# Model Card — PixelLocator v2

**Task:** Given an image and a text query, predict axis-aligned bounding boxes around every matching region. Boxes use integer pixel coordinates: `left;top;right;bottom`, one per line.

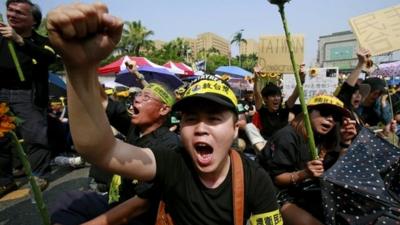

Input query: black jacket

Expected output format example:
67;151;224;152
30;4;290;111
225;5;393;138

0;30;56;107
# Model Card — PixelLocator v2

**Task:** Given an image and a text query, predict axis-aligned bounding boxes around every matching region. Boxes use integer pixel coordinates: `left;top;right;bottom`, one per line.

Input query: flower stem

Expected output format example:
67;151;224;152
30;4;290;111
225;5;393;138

10;131;50;225
0;13;25;82
277;4;318;159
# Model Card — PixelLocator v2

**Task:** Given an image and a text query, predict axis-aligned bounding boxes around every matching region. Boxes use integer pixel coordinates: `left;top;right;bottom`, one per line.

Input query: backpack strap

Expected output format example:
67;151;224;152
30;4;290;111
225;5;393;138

230;149;244;225
155;201;174;225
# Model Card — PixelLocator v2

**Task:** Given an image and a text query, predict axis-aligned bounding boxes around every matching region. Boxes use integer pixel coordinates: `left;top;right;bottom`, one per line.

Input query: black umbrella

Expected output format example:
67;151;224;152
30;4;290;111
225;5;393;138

321;127;400;225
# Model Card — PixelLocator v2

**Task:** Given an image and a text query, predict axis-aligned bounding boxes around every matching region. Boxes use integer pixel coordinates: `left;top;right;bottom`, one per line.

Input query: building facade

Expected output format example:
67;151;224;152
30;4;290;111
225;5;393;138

195;32;230;57
317;31;400;73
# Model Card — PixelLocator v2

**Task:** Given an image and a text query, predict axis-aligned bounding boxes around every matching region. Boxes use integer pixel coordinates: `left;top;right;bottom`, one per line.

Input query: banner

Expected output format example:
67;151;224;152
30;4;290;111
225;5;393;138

349;4;400;56
282;67;339;103
258;35;304;74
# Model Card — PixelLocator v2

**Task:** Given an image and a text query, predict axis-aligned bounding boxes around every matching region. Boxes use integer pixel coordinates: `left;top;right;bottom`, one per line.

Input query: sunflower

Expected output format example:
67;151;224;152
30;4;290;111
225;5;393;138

268;0;291;5
0;103;17;137
0;102;10;115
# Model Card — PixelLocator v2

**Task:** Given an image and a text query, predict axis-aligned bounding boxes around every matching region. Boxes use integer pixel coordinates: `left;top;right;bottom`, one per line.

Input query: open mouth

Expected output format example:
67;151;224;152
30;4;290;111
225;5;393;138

132;106;140;115
320;122;333;131
194;142;214;166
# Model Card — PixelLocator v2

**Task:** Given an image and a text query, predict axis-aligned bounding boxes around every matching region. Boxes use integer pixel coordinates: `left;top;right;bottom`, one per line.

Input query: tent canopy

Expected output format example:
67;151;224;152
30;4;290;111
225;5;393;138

215;66;252;78
97;56;166;75
164;61;194;76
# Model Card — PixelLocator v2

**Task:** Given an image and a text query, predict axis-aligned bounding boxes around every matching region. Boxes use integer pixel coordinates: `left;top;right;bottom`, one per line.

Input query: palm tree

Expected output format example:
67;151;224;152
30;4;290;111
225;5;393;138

230;29;247;67
120;21;154;56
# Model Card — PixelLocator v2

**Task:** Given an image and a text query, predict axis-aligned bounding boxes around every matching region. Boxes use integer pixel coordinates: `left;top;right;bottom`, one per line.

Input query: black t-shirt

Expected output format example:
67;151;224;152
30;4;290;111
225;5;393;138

259;125;340;220
153;148;280;225
265;125;339;178
258;106;290;140
359;106;381;127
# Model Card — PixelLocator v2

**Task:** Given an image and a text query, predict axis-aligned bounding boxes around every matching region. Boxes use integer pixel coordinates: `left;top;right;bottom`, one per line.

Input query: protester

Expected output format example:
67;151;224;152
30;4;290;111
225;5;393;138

252;64;303;140
336;48;371;126
51;81;180;225
258;95;357;225
359;77;393;127
47;3;282;224
0;0;56;195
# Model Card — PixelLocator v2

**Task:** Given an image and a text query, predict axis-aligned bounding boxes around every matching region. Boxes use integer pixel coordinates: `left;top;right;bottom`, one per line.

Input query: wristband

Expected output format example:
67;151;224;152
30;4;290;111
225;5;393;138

290;172;298;185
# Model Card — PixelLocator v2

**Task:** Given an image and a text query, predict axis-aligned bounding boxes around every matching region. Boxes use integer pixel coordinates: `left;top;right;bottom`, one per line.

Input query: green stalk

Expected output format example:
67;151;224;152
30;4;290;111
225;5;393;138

10;131;50;225
0;13;25;81
277;4;318;159
381;76;396;145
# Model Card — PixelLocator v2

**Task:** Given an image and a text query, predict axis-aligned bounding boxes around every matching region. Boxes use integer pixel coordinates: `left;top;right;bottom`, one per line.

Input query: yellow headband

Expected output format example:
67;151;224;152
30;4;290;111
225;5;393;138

184;79;238;106
145;83;175;107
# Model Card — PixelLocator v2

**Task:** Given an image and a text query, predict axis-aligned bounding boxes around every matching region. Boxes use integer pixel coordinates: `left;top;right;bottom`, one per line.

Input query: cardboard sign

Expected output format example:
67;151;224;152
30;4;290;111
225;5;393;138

282;67;339;103
349;4;400;56
258;35;304;74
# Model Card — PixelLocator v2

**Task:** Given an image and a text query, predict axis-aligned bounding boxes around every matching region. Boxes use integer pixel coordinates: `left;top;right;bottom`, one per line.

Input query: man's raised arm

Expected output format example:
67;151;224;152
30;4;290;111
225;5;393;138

46;3;156;181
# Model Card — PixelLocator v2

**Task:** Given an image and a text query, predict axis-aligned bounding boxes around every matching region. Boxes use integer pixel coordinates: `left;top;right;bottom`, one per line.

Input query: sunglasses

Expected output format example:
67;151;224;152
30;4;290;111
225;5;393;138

316;108;342;122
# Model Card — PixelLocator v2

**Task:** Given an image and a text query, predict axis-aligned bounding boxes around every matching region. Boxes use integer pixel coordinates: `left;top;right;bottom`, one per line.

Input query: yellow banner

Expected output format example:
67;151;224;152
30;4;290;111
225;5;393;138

258;35;304;73
349;4;400;56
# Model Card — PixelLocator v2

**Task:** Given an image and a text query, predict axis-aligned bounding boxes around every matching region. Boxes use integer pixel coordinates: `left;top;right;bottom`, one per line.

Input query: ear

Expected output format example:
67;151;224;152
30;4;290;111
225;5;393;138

159;104;171;116
233;120;240;139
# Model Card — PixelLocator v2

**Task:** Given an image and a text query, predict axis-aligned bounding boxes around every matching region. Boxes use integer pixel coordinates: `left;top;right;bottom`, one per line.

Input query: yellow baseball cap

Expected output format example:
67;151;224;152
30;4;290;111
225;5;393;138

173;75;238;114
307;95;350;118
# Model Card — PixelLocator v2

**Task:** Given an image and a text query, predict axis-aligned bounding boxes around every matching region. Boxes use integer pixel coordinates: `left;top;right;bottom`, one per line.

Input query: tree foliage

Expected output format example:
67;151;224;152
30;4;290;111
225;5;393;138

120;21;154;56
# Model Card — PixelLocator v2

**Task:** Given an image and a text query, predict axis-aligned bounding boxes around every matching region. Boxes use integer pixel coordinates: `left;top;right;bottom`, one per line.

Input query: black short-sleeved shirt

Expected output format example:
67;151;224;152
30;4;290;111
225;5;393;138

153;148;280;225
266;125;340;178
261;125;340;220
258;106;290;140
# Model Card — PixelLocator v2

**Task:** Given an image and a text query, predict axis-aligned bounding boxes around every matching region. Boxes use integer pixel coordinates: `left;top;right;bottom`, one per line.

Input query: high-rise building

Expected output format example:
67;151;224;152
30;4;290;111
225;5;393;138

240;39;258;56
195;32;230;57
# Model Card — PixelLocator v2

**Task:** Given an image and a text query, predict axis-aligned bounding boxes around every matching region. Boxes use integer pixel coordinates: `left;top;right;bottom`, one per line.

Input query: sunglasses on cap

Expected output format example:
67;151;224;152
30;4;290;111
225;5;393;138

315;108;342;122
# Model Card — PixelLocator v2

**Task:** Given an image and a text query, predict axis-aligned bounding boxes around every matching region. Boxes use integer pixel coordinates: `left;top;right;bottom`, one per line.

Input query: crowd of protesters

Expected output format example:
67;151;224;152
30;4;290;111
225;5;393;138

1;1;400;225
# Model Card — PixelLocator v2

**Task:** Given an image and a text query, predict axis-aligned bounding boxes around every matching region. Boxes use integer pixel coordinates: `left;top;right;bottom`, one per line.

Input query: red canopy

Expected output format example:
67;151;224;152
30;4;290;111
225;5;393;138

163;61;194;76
98;56;166;75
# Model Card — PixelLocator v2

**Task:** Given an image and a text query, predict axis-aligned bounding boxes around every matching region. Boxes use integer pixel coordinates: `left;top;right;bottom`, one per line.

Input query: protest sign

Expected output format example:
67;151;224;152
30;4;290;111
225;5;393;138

349;4;400;56
282;67;339;103
258;35;304;73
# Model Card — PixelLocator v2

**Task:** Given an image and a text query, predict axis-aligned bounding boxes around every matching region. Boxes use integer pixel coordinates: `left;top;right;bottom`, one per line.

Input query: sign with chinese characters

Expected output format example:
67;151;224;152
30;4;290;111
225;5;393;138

349;4;400;56
282;67;339;103
258;35;304;73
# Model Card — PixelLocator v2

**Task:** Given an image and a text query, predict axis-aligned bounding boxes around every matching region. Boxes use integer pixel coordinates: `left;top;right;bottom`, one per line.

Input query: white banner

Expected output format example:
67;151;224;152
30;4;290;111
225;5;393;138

282;67;339;103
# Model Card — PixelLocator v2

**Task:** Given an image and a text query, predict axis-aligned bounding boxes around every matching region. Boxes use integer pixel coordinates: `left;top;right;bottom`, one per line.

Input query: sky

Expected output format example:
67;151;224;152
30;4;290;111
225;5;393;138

1;0;399;65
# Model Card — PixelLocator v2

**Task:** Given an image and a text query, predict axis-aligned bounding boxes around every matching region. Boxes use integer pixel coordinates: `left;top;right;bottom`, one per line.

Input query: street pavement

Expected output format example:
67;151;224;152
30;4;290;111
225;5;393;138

0;165;91;225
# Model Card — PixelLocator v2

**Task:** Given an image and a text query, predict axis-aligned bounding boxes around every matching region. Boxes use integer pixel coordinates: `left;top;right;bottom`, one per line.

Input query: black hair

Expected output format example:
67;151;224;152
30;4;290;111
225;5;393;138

31;3;41;29
6;0;33;7
261;82;282;97
6;0;41;29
